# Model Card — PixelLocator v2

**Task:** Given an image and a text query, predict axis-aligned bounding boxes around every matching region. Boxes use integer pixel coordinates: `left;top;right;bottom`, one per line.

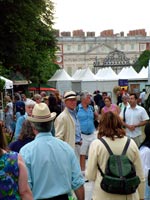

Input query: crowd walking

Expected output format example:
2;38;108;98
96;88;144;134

0;88;150;200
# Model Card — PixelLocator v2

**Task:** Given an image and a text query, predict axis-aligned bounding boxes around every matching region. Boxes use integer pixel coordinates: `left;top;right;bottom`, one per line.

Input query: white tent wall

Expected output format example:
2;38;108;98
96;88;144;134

48;69;74;95
81;81;98;94
97;80;118;104
72;81;82;93
56;81;72;95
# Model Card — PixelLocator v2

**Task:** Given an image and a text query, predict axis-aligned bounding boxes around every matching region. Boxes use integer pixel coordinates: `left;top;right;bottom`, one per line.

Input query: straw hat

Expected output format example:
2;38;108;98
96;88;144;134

27;103;56;122
63;91;77;101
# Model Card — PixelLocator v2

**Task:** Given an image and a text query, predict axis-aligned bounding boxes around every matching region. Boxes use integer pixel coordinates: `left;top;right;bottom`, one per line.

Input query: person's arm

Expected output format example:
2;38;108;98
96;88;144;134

134;120;148;128
54;116;65;140
116;105;121;114
101;107;104;115
18;155;33;200
74;185;84;200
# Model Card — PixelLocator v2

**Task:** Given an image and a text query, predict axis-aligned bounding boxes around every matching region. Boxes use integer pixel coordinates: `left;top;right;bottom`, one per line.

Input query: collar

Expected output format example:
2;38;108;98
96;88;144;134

68;108;76;114
35;132;52;139
129;104;139;109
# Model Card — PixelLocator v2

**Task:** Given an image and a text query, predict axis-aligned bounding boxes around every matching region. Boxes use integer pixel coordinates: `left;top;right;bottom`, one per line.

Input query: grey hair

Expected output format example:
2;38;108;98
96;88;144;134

31;121;52;132
33;94;42;100
80;91;90;100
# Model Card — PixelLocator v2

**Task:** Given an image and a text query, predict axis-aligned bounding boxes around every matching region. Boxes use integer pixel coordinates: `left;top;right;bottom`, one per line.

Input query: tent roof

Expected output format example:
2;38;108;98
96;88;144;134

72;68;97;81
118;66;139;80
0;76;13;89
96;67;118;80
138;66;148;79
48;69;74;81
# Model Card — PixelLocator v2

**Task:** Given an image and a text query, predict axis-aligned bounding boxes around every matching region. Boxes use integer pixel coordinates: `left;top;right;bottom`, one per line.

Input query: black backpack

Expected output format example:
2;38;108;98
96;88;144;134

98;138;141;195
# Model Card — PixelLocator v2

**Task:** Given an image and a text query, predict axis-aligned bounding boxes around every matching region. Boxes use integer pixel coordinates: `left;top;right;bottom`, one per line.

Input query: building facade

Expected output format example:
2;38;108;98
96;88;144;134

56;29;150;75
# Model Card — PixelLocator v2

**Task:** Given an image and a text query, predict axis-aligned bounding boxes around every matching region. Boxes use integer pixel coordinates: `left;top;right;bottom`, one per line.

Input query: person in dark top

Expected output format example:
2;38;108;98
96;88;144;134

116;90;122;105
93;90;103;113
48;94;61;117
93;90;102;106
13;94;25;121
8;120;35;152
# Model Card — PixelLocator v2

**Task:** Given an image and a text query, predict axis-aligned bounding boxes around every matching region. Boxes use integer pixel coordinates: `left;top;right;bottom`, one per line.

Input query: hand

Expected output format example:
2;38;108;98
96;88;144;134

127;125;135;131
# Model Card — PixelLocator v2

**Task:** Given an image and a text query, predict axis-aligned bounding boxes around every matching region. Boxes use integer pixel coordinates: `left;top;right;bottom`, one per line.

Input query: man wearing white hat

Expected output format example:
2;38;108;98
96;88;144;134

54;91;82;159
20;103;84;200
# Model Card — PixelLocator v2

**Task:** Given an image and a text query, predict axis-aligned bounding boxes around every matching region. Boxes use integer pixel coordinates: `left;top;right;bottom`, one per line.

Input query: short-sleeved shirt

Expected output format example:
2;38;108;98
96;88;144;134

77;104;95;134
125;105;149;138
20;132;84;199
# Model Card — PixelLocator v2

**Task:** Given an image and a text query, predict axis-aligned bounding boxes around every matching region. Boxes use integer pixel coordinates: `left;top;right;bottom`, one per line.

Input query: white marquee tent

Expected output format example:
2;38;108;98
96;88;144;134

96;67;118;80
48;69;74;94
72;68;98;93
0;76;13;89
138;66;148;79
117;66;139;80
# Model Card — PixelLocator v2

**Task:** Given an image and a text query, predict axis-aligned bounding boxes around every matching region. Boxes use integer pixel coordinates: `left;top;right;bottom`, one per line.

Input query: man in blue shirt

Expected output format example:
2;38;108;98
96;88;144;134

77;91;97;175
20;103;85;200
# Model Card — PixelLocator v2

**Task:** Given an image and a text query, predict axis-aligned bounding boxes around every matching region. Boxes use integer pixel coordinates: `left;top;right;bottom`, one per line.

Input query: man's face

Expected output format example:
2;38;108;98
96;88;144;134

129;95;137;107
26;105;35;116
82;95;91;105
122;97;129;103
21;94;26;101
65;98;77;110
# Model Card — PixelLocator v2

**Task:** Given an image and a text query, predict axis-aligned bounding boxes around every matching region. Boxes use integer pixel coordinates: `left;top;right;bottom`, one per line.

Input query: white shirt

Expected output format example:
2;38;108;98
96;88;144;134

140;146;150;177
139;91;146;104
125;105;149;138
119;102;130;119
6;102;13;115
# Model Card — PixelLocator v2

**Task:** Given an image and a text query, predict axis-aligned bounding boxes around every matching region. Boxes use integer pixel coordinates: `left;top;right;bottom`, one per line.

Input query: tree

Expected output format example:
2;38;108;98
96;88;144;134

133;50;150;73
0;0;59;83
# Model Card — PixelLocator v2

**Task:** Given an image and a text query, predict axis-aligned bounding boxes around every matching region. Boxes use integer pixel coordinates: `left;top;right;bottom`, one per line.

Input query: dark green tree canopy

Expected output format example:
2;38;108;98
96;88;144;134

133;50;150;73
0;0;58;83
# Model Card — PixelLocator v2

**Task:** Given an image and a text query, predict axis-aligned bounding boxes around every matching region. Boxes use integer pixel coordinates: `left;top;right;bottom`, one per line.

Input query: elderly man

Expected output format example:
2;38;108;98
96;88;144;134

54;91;82;160
77;91;97;174
20;103;84;200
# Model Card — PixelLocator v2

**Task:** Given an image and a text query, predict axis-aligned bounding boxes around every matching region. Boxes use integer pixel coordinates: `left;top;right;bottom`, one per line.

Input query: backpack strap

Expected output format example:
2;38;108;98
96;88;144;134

123;106;127;122
100;138;113;155
122;138;130;155
97;138;113;177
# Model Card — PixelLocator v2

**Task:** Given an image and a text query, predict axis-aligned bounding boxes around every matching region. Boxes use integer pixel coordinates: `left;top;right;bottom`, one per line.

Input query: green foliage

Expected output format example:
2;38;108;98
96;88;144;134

133;50;150;73
0;79;5;91
0;0;58;83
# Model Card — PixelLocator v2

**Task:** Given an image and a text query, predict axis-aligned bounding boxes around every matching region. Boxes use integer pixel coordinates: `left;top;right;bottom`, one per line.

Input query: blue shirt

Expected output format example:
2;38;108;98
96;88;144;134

68;109;82;143
14;113;27;140
77;104;95;134
19;132;84;199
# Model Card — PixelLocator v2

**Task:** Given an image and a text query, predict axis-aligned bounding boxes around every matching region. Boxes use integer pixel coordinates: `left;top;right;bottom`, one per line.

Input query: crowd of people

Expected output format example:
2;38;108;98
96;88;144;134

0;88;150;200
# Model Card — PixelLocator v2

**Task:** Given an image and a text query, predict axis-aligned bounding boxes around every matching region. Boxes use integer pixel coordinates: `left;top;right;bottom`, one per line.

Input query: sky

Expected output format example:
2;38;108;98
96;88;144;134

53;0;150;36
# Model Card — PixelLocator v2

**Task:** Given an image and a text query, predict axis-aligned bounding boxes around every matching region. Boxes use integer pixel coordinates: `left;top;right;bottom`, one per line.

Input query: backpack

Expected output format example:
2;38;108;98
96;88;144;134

98;138;140;195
